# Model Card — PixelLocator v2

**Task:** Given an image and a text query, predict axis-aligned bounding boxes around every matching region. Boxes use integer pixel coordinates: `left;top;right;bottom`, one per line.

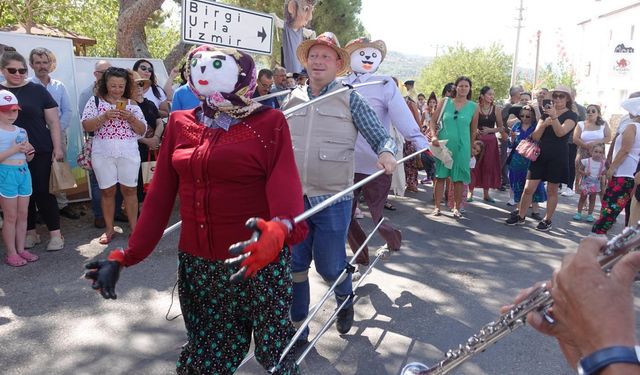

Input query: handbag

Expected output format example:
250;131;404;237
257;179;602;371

49;160;78;193
141;150;158;192
515;137;540;161
77;96;100;171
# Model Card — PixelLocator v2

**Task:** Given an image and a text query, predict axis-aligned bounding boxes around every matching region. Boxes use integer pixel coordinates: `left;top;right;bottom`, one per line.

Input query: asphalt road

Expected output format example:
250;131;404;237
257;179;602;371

1;178;639;375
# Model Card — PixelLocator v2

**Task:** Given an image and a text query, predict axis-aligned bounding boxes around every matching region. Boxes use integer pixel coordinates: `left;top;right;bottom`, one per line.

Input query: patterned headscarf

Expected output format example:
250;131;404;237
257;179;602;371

186;45;266;119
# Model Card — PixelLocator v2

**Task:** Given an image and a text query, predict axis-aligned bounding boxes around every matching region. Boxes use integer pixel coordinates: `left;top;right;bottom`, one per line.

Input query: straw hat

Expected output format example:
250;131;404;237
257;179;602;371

296;32;351;76
344;37;387;62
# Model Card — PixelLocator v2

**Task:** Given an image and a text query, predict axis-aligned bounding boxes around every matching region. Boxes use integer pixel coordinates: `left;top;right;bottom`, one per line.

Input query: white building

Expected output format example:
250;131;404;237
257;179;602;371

575;0;640;120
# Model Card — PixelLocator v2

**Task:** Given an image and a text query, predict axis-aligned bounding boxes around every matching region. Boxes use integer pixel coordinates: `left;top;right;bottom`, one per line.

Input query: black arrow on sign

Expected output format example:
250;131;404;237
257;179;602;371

257;27;267;43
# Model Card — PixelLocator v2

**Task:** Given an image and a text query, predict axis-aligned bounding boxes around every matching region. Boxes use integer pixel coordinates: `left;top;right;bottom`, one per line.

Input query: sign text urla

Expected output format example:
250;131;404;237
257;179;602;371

182;0;274;55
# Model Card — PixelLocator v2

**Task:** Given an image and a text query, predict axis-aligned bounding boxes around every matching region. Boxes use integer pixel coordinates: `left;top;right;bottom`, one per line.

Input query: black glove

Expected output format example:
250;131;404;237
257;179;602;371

84;249;124;299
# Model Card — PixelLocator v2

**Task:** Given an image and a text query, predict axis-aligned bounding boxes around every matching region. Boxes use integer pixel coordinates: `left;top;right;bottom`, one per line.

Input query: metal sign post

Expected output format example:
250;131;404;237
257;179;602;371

181;0;274;55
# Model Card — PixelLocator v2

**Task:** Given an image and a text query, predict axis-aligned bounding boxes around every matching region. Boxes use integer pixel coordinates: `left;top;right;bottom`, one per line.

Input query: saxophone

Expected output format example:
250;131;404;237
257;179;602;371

402;225;640;375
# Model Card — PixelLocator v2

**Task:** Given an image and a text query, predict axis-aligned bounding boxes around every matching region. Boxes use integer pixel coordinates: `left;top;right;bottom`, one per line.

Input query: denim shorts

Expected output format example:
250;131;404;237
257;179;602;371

0;163;32;198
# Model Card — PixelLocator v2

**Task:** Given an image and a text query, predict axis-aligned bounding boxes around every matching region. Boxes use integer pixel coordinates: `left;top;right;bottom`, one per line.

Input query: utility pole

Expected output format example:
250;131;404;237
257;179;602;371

510;0;524;87
533;30;541;84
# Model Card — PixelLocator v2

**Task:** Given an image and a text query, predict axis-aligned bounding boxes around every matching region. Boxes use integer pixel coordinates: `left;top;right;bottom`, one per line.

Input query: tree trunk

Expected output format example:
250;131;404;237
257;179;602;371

116;0;164;58
163;41;193;73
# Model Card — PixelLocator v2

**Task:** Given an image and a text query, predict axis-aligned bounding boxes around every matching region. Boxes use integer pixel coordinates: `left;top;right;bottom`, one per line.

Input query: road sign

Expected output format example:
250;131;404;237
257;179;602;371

182;0;274;55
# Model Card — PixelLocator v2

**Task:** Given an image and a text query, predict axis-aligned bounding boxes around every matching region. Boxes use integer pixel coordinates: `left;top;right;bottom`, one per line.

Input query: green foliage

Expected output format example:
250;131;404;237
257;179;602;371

311;0;366;45
416;44;512;101
146;19;181;60
518;62;577;92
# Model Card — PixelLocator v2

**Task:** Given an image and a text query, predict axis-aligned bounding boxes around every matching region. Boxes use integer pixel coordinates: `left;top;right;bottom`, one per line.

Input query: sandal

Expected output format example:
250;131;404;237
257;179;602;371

452;209;462;219
17;250;39;262
5;254;27;267
98;232;116;245
431;208;441;216
384;202;397;211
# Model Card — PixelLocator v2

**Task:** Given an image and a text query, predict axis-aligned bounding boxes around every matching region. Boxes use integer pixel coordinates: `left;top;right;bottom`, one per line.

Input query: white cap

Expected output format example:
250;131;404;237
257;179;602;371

0;90;20;111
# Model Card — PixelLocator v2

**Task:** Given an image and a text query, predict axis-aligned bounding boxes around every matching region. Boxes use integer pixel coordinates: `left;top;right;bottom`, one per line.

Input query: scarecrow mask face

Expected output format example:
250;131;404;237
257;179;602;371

189;50;239;96
350;47;383;74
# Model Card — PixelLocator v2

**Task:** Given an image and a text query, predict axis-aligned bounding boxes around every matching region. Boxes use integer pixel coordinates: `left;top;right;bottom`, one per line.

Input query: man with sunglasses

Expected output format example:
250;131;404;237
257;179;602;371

28;47;79;220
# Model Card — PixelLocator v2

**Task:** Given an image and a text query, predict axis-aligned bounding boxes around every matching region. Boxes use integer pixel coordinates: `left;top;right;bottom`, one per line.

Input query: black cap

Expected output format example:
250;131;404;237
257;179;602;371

404;80;415;86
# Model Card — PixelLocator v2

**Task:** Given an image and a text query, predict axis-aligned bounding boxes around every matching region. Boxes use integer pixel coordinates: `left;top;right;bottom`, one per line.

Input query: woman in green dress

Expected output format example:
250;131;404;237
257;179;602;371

429;76;479;218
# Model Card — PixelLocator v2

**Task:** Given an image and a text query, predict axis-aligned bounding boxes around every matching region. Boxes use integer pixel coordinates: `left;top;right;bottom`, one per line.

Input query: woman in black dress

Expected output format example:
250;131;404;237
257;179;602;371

506;86;577;231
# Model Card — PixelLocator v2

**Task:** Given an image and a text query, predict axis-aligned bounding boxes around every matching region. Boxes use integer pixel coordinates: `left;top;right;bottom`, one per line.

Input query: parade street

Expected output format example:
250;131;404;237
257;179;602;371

1;180;639;375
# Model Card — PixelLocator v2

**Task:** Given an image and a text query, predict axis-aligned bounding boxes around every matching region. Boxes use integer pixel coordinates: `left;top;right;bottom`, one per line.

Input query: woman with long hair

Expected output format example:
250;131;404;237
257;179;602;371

133;59;170;117
429;76;479;218
468;86;503;202
572;104;611;192
506;86;577;231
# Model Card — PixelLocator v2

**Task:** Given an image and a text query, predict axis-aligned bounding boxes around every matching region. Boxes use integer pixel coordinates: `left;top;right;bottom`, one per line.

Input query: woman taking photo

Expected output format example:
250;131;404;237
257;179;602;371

81;67;146;244
0;51;65;251
506;86;577;231
430;76;479;218
591;97;640;234
572;104;611;190
133;59;169;117
507;105;546;220
468;86;503;202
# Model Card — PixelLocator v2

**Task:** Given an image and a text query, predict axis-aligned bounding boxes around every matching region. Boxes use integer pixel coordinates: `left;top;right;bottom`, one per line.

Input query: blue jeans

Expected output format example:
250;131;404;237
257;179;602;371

90;171;123;219
290;198;353;338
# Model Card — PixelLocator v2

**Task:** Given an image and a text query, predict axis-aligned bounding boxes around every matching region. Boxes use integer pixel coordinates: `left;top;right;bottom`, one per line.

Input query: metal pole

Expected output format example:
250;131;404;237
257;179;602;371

253;89;292;102
295;247;387;365
510;0;524;87
533;30;541;85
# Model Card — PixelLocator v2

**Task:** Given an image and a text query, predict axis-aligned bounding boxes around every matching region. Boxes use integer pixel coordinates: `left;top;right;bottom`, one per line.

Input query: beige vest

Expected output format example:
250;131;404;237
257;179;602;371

283;84;358;197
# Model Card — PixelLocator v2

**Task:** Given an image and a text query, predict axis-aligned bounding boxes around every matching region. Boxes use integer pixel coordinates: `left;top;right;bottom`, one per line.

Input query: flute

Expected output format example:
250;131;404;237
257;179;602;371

402;225;640;375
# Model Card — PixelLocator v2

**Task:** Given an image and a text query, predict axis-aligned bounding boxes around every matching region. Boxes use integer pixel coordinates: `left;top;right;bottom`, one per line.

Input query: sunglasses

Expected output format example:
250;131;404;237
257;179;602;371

136;81;145;87
520;114;531;118
6;68;27;75
453;110;459;120
587;109;598;114
105;67;128;77
552;93;566;99
139;65;153;73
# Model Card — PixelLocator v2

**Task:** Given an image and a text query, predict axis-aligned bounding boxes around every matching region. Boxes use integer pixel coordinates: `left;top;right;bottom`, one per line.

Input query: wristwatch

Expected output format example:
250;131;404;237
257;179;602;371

577;345;640;375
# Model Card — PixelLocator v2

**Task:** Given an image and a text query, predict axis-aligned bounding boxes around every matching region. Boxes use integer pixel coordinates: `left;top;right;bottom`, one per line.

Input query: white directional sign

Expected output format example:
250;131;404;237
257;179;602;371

182;0;274;55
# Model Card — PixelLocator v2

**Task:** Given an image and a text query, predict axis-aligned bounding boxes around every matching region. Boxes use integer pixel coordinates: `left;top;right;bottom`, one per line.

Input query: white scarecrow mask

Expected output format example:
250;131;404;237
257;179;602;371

349;46;383;74
189;50;240;97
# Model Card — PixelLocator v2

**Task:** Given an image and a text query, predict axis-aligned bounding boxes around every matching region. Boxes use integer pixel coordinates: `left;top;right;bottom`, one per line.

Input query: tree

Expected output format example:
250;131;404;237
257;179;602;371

310;0;366;46
116;0;165;57
517;62;577;92
416;44;512;102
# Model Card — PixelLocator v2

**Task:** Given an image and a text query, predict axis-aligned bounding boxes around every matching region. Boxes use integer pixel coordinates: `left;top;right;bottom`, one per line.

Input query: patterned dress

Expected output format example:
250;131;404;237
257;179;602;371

508;122;547;203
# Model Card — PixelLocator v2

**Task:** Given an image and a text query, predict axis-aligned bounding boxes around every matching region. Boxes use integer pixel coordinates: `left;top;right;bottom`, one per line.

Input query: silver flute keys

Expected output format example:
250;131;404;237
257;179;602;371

402;225;640;375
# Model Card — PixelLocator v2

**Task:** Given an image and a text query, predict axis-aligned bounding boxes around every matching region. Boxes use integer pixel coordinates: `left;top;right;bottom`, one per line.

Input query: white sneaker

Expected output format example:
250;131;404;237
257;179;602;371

352;264;369;282
25;233;41;249
46;236;64;251
561;188;575;197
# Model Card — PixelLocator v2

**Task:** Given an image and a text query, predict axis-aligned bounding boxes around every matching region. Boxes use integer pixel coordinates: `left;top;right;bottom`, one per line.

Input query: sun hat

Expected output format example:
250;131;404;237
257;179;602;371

344;37;387;62
621;97;640;117
551;85;572;98
130;70;149;82
0;90;20;111
296;32;351;76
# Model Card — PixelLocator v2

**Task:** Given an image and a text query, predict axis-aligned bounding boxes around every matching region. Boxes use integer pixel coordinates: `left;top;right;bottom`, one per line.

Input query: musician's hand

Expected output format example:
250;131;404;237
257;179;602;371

551;235;640;356
376;152;396;175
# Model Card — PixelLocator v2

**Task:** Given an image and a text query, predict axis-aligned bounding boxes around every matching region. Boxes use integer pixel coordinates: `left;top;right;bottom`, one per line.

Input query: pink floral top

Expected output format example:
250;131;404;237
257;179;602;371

81;97;145;159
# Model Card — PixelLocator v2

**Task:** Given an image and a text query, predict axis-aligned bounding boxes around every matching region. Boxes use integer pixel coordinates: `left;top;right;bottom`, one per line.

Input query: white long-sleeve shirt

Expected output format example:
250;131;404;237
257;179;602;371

341;72;429;175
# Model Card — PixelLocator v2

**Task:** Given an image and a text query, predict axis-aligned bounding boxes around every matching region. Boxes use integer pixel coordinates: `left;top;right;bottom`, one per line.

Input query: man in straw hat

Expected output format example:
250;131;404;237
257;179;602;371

341;37;429;281
281;31;397;342
28;47;79;220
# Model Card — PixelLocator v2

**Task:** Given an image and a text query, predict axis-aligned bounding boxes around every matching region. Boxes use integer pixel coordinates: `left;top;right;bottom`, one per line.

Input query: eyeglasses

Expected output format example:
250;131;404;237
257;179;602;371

587;109;598;114
139;65;153;73
6;68;27;75
453;110;459;120
136;81;145;87
552;93;566;99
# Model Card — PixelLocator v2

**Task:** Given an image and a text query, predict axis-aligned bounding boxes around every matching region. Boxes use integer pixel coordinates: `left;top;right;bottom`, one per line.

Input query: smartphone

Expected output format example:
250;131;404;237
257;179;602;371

542;99;552;109
116;100;127;110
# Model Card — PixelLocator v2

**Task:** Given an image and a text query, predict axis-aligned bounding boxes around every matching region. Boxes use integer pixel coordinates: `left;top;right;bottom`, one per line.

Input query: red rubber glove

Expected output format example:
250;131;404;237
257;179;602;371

226;218;288;281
